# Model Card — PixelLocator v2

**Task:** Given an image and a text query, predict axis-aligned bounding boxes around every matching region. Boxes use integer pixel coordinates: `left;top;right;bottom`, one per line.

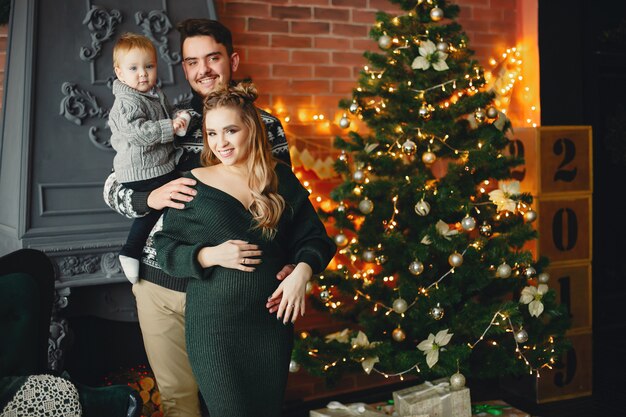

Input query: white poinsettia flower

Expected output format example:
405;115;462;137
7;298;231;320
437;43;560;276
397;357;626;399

417;329;453;368
411;40;449;71
361;356;380;374
488;181;521;213
519;284;548;317
325;328;351;344
436;220;459;240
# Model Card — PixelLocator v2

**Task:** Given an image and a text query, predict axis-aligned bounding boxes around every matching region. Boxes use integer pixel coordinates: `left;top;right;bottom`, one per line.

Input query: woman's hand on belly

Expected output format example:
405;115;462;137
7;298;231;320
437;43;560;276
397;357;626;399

270;263;312;324
198;240;262;271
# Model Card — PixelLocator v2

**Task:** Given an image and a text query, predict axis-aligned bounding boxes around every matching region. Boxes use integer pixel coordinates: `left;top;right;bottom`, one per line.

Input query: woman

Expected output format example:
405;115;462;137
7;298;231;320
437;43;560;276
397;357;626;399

154;82;336;417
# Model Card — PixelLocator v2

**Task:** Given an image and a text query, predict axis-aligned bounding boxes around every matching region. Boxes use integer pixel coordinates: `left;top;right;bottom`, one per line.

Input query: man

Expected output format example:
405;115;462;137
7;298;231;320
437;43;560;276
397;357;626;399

103;19;292;417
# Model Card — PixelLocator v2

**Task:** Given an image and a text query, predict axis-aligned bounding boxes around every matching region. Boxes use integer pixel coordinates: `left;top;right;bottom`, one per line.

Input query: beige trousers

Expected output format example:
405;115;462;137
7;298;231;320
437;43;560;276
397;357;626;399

132;280;201;417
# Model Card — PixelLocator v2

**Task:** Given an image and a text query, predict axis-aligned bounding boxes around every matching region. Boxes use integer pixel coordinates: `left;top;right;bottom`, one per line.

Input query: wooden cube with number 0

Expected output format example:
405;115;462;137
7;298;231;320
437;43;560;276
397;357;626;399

534;194;592;263
506;126;592;196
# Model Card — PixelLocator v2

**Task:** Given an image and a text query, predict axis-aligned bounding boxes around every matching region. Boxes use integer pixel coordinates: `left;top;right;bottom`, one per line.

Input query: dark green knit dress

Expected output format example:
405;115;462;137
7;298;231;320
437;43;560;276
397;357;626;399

154;163;336;417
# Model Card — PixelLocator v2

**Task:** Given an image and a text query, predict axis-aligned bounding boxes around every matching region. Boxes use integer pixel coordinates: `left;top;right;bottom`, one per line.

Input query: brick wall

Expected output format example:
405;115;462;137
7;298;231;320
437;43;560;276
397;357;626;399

0;0;521;403
213;0;519;165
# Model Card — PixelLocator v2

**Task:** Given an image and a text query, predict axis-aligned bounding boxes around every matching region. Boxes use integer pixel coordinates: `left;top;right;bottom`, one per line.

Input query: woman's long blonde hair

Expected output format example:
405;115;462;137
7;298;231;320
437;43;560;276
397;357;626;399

201;82;285;239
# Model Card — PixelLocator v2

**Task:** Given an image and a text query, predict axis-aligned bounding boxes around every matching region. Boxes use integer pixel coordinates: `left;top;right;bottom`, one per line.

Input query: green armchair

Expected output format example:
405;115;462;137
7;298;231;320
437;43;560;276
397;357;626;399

0;249;141;417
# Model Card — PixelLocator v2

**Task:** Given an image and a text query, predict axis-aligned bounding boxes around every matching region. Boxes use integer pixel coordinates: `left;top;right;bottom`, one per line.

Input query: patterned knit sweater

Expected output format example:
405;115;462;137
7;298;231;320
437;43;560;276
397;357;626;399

103;90;291;291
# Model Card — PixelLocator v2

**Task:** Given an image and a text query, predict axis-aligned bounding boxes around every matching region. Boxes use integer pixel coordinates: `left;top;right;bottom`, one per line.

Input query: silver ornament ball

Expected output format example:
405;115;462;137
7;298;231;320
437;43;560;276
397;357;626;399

524;266;537;278
320;290;330;301
418;103;432;120
358;198;374;214
337;201;346;212
479;221;492;237
430;7;444;21
362;250;376;263
436;41;449;53
378;34;392;49
392;327;406;342
375;254;388;265
409;260;425;275
461;216;476;231
393;298;408;314
515;329;529;344
422;151;437;165
289;360;301;373
448;252;463;267
450;372;466;390
429;305;445;320
496;263;512;278
486;106;499;119
538;272;550;284
334;233;348;247
524;209;538;222
339;116;350;129
338;152;348;163
474;108;486;123
402;139;417;156
349;102;359;114
414;200;431;216
352;169;366;183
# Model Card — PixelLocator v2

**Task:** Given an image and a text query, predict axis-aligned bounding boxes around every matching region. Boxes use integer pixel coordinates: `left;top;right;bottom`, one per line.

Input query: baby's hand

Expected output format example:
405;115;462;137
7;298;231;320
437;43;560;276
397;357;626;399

173;111;191;136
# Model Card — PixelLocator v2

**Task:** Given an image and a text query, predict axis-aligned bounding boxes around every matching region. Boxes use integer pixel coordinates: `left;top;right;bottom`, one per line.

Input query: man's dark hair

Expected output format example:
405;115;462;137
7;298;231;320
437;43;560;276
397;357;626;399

176;19;234;55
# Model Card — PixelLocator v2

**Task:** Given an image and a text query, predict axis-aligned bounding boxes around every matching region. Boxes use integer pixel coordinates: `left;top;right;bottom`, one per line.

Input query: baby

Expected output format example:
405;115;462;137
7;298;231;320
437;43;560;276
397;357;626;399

108;33;189;282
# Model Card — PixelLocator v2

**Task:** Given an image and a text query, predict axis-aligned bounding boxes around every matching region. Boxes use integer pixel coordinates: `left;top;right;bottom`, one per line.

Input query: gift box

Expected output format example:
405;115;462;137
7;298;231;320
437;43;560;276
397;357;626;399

392;378;471;417
310;401;389;417
471;400;530;417
368;400;427;417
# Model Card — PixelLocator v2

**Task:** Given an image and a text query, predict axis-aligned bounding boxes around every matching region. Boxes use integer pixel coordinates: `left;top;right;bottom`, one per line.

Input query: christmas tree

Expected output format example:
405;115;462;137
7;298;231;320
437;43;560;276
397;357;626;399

292;0;570;385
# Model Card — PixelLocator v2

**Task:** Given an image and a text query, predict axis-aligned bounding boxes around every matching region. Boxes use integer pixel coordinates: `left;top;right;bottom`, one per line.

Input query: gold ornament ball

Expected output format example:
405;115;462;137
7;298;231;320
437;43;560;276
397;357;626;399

414;199;431;216
358;198;374;214
430;7;444;21
289;360;301;373
429;305;445;320
448;252;463;267
378;34;392;49
392;298;408;314
450;372;466;390
538;272;550;284
352;169;366;183
461;215;476;231
339;116;350;129
436;41;449;53
409;260;425;275
496;263;512;278
402;139;417;156
524;209;538;222
392;327;406;342
474;108;486;123
515;329;529;344
349;102;359;114
362;250;376;263
486;106;499;119
422;151;437;165
334;233;348;247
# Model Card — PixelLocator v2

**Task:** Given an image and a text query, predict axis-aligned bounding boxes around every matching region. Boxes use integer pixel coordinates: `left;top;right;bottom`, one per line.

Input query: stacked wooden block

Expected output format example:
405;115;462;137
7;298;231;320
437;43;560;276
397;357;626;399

504;126;593;402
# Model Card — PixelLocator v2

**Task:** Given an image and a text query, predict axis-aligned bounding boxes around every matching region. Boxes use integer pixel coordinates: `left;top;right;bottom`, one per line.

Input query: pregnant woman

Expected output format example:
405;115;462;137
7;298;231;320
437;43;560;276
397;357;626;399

154;82;336;417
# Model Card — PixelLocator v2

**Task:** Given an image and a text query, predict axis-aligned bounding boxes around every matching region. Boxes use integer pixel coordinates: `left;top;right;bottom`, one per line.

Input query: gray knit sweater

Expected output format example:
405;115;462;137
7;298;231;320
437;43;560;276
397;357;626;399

109;79;177;183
